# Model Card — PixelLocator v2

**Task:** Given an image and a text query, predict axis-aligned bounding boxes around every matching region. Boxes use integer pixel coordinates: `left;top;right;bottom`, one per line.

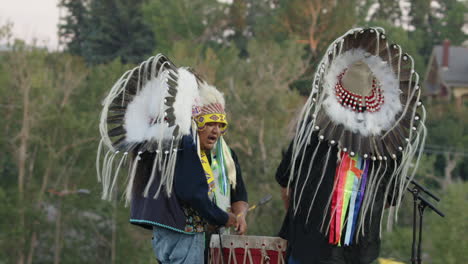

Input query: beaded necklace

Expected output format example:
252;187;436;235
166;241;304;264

334;69;384;113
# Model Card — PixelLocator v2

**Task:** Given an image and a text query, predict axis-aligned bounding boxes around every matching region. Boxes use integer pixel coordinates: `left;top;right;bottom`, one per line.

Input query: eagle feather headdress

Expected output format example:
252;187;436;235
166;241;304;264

96;54;233;204
288;27;427;243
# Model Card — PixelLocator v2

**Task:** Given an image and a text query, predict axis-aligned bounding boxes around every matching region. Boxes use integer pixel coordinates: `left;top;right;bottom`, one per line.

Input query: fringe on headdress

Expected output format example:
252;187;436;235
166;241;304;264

97;54;238;205
97;55;200;204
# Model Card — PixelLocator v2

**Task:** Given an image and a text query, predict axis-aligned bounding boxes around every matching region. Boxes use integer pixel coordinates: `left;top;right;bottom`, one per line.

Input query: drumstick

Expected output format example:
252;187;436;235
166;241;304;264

236;194;272;217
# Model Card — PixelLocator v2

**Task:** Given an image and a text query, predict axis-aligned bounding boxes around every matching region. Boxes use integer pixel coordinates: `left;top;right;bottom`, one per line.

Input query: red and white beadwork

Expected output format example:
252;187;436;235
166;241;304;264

335;69;384;113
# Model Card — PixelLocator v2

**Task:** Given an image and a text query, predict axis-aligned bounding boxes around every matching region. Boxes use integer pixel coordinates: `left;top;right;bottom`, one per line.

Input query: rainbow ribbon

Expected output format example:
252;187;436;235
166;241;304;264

329;152;369;246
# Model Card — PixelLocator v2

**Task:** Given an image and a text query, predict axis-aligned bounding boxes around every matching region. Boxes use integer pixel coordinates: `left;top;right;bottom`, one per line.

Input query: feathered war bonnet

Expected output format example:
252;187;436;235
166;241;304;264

193;80;237;190
96;54;235;204
288;27;427;243
194;82;228;134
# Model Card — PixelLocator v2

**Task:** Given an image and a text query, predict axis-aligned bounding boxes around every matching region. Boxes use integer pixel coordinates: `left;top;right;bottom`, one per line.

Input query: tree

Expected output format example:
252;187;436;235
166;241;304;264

142;0;227;54
369;0;403;26
407;0;467;65
58;0;90;56
430;0;467;45
85;0;156;64
223;0;279;57
0;41;108;263
6;42;42;264
425;182;468;263
380;182;468;263
420;105;468;188
59;0;155;64
275;0;357;56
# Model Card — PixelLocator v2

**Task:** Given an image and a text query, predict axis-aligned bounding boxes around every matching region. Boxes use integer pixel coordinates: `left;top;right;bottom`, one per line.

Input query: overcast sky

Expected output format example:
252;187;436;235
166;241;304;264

0;0;60;49
0;0;232;50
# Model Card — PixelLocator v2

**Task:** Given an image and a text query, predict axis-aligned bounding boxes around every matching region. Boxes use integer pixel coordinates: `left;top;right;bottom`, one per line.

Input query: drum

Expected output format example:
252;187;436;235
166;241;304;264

209;235;287;264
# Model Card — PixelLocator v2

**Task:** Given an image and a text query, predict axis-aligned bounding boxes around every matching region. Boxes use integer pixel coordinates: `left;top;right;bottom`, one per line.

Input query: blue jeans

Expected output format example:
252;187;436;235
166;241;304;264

152;226;205;264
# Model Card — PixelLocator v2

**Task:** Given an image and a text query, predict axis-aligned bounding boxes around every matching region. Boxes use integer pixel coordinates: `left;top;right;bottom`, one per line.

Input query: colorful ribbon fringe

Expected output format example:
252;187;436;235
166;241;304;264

329;152;369;246
200;140;230;199
212;140;229;196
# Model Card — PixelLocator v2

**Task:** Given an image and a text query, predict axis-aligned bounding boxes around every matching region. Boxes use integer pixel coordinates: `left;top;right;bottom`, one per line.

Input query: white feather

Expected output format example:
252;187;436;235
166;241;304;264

124;72;167;142
124;68;199;143
198;82;226;109
173;68;200;133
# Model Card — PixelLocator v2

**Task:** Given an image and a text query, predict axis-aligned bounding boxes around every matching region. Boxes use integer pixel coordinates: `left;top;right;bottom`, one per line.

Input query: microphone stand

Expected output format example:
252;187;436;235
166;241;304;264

407;178;445;264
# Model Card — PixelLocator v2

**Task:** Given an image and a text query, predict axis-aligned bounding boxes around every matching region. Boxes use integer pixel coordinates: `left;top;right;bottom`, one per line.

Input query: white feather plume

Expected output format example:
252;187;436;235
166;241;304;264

173;68;200;133
198;81;226;110
124;68;199;143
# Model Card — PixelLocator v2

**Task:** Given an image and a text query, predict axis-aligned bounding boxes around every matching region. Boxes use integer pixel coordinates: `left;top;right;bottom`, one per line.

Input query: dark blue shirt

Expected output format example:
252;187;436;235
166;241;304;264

130;135;247;233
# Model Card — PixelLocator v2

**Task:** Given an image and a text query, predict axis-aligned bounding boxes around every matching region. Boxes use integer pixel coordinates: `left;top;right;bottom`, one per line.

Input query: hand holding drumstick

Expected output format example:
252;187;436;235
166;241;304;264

231;201;248;235
233;194;273;235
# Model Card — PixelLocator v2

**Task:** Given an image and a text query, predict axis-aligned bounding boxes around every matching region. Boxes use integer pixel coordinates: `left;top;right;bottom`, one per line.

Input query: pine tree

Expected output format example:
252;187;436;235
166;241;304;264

60;0;155;64
83;0;155;64
58;0;90;56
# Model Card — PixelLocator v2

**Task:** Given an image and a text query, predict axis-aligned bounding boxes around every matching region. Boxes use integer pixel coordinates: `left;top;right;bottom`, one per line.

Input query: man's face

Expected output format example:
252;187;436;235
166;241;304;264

199;122;224;151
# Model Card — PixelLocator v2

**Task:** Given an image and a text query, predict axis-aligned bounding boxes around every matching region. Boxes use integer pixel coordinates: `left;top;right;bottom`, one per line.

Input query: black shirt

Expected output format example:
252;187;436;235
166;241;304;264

275;135;392;264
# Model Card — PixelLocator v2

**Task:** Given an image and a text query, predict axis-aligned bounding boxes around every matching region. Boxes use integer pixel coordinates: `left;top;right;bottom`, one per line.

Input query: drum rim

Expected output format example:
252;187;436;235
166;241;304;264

209;234;287;251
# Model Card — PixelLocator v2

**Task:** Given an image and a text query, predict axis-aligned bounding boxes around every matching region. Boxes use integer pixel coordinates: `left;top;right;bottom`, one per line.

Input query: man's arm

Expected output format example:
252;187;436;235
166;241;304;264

276;141;294;187
276;141;294;210
280;187;291;211
174;136;235;227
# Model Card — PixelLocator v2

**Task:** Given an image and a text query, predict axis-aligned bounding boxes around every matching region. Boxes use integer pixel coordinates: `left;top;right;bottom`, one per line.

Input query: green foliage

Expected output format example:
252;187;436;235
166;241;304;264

0;187;19;263
59;0;155;64
408;0;467;65
369;0;402;25
142;0;225;54
86;0;155;64
58;0;89;56
380;183;468;264
424;182;468;263
429;0;468;46
421;105;468;184
0;20;13;46
380;225;413;262
0;42;155;262
264;0;359;95
141;0;274;57
426;106;468;148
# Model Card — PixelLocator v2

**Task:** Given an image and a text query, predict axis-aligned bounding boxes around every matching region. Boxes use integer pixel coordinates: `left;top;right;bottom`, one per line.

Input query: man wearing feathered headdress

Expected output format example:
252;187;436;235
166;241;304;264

275;28;426;263
97;55;248;263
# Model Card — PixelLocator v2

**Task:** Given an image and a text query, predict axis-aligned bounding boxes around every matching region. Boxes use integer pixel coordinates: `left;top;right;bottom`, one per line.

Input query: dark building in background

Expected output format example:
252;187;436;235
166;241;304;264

424;39;468;107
